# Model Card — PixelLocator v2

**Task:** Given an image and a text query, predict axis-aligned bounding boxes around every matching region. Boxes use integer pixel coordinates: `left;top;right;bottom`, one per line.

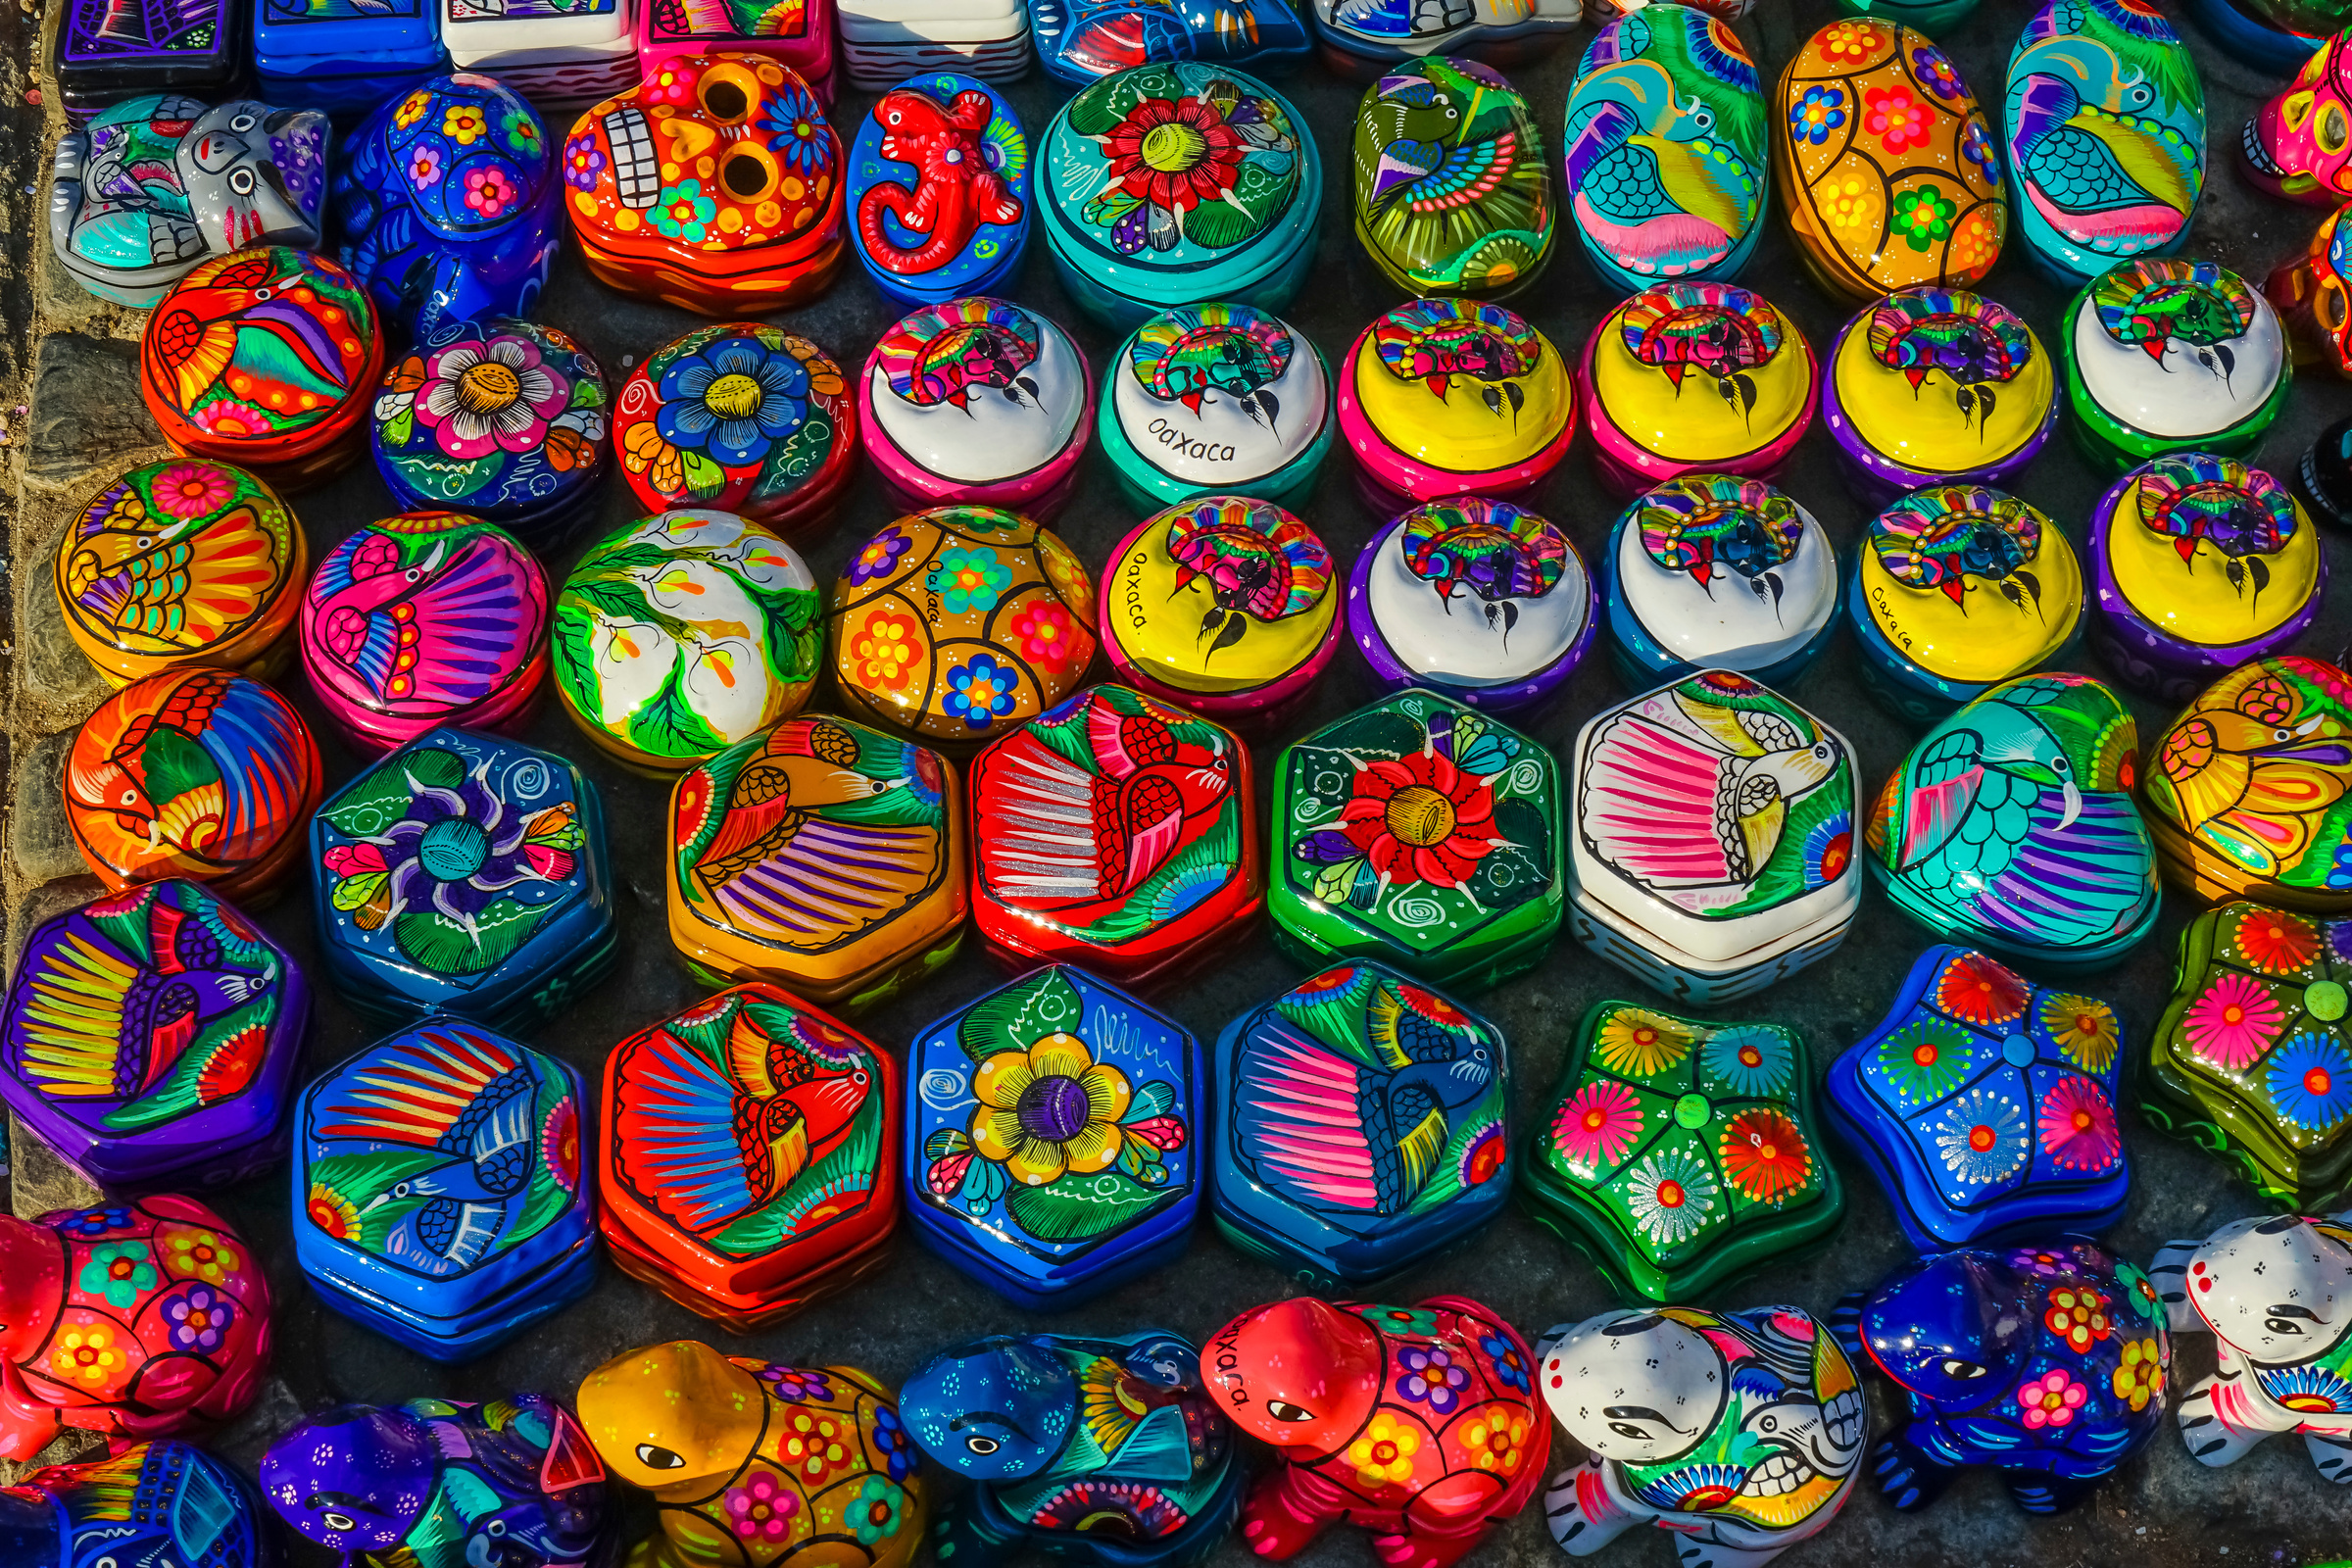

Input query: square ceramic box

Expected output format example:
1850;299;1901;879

636;0;836;94
837;0;1029;90
54;0;246;121
440;0;642;111
253;0;447;112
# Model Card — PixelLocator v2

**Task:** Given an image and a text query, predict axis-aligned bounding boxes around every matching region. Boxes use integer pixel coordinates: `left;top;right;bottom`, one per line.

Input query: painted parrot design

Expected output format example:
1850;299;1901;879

1162;496;1334;655
146;247;353;416
1127;303;1293;430
308;518;544;715
1636;474;1805;609
68;668;237;860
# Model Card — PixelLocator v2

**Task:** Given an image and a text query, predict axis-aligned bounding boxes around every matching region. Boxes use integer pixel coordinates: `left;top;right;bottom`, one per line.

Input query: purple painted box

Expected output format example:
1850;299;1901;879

53;0;246;122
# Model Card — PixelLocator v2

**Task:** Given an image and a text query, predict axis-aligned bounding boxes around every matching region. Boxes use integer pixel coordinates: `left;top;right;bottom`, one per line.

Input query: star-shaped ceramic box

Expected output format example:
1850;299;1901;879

598;984;901;1330
1826;946;2131;1251
1568;670;1860;1004
905;964;1200;1309
2144;902;2352;1211
1270;690;1564;996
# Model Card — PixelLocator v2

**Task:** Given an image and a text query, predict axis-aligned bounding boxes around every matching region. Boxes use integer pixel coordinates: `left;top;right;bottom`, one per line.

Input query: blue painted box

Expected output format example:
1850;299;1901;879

255;0;446;114
1028;0;1308;85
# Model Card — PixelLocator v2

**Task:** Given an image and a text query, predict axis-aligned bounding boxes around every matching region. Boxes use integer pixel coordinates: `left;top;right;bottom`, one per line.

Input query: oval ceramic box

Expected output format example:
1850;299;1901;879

1;879;309;1191
2061;258;2293;473
904;962;1201;1308
1099;497;1340;729
858;297;1091;517
1820;287;2060;509
828;505;1098;747
1348;496;1595;714
1306;0;1581;78
1847;485;2084;724
2088;454;2325;703
1336;297;1575;513
2002;0;2205;289
1579;281;1817;499
2240;29;2352;205
564;55;847;315
846;72;1031;307
967;683;1262;989
1601;474;1838;689
666;715;969;1009
1028;0;1310;86
2264;203;2352;379
1101;301;1334;513
1038;61;1322;332
1351;55;1553;299
299;513;553;755
551;510;825;773
53;460;307;688
637;0;835;91
139;247;384;494
1208;960;1512;1288
600;983;901;1329
1773;19;2009;304
309;727;616;1032
66;668;322;906
1561;4;1768;293
370;318;612;556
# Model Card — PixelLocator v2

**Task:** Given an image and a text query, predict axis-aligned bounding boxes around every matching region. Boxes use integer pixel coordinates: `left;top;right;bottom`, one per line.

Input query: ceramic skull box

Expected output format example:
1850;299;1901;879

6;1441;276;1568
2241;26;2352;204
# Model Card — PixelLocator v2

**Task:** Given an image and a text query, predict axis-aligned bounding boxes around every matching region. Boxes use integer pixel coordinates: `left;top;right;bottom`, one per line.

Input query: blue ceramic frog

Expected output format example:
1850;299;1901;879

3;1441;279;1568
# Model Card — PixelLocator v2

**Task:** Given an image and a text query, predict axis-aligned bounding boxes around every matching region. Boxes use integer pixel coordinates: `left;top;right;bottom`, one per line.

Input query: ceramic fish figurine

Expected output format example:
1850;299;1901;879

1352;55;1553;298
5;1441;277;1568
2239;26;2352;204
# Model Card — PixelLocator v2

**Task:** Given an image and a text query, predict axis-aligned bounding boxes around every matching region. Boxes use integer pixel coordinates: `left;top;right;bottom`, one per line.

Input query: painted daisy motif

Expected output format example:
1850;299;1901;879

2266;1032;2352;1131
1875;1017;1973;1105
1718;1108;1811;1202
2234;908;2321;975
1620;1147;1718;1248
2182;971;2283;1072
1551;1080;1644;1173
1593;1007;1694;1079
1933;1087;2030;1189
2036;1077;2122;1171
1935;952;2029;1026
2040;994;2120;1075
1698;1025;1792;1097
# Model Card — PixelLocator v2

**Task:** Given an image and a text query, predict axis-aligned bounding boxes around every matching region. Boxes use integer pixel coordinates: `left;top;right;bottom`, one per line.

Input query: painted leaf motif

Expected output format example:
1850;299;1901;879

956;968;1086;1063
1004;1168;1163;1241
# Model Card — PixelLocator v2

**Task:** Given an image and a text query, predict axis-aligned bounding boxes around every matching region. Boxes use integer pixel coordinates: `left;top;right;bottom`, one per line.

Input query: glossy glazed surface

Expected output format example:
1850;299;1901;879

1351;55;1552;297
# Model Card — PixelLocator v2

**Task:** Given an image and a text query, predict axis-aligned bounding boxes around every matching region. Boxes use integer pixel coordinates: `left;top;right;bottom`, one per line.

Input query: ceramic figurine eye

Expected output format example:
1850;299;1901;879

2322;104;2349;153
1263;1400;1315;1422
231;113;256;132
1607;1421;1652;1442
1937;1357;1988;1380
2265;1314;2308;1336
230;168;255;195
321;1514;356;1532
964;1435;1001;1454
636;1444;686;1469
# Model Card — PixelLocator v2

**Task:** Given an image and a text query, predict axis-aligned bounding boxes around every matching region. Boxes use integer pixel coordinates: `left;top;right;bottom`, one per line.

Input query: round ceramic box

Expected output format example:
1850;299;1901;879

551;510;825;774
1099;497;1340;729
967;683;1263;989
66;668;322;906
2088;454;2325;704
1336;297;1575;513
1579;282;1817;499
858;297;1091;518
2240;29;2352;205
299;514;552;755
1601;474;1838;689
1351;55;1553;299
1038;61;1321;332
310;727;616;1033
2062;258;2292;473
846;72;1031;308
1821;287;2059;510
139;247;384;494
828;506;1098;747
1101;302;1334;513
1347;496;1595;714
370;318;612;555
1561;5;1768;294
53;460;307;688
614;322;858;542
1847;485;2084;725
1;879;310;1191
666;715;969;1010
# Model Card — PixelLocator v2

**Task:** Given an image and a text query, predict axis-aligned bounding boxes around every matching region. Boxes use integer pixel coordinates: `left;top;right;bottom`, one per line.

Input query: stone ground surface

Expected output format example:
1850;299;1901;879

7;0;2352;1564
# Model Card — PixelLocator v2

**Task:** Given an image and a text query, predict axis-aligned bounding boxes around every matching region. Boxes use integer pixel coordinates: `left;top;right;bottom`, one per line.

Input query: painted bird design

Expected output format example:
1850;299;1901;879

146;247;352;416
1163;496;1334;657
64;484;280;658
309;522;540;713
2151;663;2352;881
1637;475;1804;610
1359;57;1549;280
67;668;235;861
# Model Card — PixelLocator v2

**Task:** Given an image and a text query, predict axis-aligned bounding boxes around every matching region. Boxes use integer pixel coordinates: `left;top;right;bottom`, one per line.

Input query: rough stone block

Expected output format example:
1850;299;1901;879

9;729;82;887
26;333;158;494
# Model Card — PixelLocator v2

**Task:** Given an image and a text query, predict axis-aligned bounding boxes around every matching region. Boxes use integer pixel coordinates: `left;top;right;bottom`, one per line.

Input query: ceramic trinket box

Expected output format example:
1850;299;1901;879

1271;690;1563;995
839;0;1029;90
667;716;966;1008
1599;474;1838;689
1774;20;2007;304
1029;0;1309;85
906;963;1200;1308
900;1331;1244;1566
1038;62;1320;332
616;324;856;535
847;74;1028;307
858;298;1090;517
262;1396;611;1568
1837;1239;2170;1513
1867;673;2160;968
1579;282;1816;498
2266;206;2352;382
2240;27;2352;204
1346;496;1593;715
1209;961;1510;1288
1537;1305;1864;1568
552;510;823;773
1101;302;1332;513
1336;297;1574;513
600;984;900;1328
637;0;836;93
565;56;847;314
140;247;382;494
53;459;306;688
828;505;1097;747
52;0;243;122
1561;5;1767;293
1567;671;1861;1003
1351;55;1552;299
66;668;322;906
254;0;445;113
0;1196;271;1461
574;1341;926;1568
2061;258;2292;473
1;880;309;1192
2191;0;2344;72
310;727;614;1031
441;0;642;112
7;1442;276;1568
1306;0;1580;78
2138;656;2352;912
1204;1296;1548;1566
371;318;611;554
1847;485;2083;724
293;1022;597;1359
2300;414;2352;526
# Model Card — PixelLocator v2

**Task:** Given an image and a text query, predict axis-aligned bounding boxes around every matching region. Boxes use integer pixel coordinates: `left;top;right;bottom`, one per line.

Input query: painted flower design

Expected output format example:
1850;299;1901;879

1594;1008;1693;1079
724;1471;800;1543
1911;42;1965;100
2010;1246;2075;1279
1788;85;1845;146
2112;1337;2163;1411
757;1365;834;1403
1006;601;1078;666
1396;1345;1468;1413
853;611;919;690
871;1405;916;1483
2237;909;2320;974
1936;952;2028;1026
319;755;577;944
501;110;543;158
1864;86;1931;156
1699;1025;1791;1096
1551;1080;1643;1171
968;1032;1131;1185
929;547;1014;614
1347;1411;1421;1490
657;336;809;466
2037;1077;2122;1171
414;333;568;460
150;463;232;520
1719;1108;1811;1202
2184;971;2283;1071
1876;1018;1973;1104
394;89;433;128
563;133;607;192
543;1098;580;1192
759;80;833;177
1465;1407;1526;1475
2267;1032;2352;1130
1820;21;1882;63
2043;1286;2112;1352
1959;119;2000;180
2117;1260;2163;1324
307;1182;358;1241
2041;995;2120;1075
1802;811;1853;891
409;144;444;189
2018;1369;2087;1430
655;177;719;243
945;654;1020;729
1359;1304;1441;1338
443;105;488;144
849;527;912;587
1336;748;1502;890
1622;1147;1717;1248
79;1241;157;1308
64;1207;133;1238
163;1285;233;1352
1825;176;1876;230
189;398;274;438
1934;1087;2029;1187
848;1477;905;1546
1478;1333;1531;1395
465;166;520;220
1891;186;1957;252
51;1326;123;1389
162;1228;240;1285
1103;95;1247;218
